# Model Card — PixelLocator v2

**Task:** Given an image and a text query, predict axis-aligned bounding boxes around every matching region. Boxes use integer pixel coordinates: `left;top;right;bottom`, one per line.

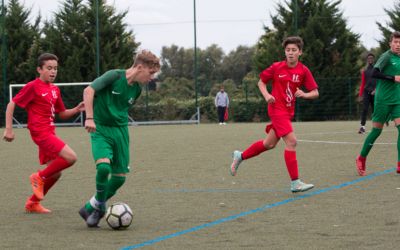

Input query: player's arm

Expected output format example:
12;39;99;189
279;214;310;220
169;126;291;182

295;88;319;99
83;70;119;133
58;102;85;120
3;101;16;142
83;86;96;133
258;79;275;103
372;68;397;82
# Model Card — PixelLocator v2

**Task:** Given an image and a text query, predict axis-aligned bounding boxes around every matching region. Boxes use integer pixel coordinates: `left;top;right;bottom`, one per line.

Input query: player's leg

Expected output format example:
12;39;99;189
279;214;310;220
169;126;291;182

282;132;314;193
105;174;126;200
392;107;400;173
230;124;279;176
104;126;130;201
356;103;388;176
25;172;62;213
30;134;74;200
359;93;370;134
356;121;383;176
396;122;400;174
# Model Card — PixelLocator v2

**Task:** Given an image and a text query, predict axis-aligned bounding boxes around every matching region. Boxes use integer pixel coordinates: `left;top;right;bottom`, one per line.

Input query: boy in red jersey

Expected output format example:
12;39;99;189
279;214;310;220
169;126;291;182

230;36;319;193
3;53;84;213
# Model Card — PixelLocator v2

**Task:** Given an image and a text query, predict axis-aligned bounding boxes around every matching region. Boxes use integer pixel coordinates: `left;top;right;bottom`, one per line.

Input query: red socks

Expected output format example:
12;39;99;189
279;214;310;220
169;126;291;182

241;141;300;181
39;157;72;179
29;173;61;202
242;140;268;160
284;150;299;181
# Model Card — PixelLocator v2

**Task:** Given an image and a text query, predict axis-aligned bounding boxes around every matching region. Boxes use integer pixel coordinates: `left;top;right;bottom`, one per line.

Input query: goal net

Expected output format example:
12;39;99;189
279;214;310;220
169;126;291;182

9;82;200;128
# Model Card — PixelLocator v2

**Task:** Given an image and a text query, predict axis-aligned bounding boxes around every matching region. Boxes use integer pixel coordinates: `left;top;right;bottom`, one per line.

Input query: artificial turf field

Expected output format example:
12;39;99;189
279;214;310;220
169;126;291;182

0;121;399;249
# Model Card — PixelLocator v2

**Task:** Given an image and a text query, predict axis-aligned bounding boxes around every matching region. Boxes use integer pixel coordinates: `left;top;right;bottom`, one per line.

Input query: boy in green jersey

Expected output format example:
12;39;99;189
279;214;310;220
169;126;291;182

79;50;160;227
356;31;400;176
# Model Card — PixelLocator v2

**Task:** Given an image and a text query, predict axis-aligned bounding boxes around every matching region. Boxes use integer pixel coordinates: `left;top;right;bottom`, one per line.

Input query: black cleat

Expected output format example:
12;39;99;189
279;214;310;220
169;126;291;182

86;209;105;228
79;206;91;222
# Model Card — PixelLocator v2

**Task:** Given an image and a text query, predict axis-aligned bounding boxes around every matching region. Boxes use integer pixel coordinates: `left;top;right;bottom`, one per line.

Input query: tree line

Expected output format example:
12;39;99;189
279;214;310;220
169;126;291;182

1;0;400;124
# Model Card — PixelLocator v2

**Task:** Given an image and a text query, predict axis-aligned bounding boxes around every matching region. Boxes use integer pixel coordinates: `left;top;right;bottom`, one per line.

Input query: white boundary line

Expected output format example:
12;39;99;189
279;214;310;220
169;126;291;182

298;139;395;145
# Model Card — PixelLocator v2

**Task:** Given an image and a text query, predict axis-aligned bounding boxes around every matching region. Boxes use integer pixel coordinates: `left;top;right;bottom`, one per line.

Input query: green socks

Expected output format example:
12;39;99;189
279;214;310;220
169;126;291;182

360;127;382;157
397;125;400;162
85;164;126;213
106;175;126;200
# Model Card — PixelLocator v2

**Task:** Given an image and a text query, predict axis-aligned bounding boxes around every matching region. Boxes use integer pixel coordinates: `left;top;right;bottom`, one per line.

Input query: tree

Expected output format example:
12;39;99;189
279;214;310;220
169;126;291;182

0;0;40;88
376;1;400;53
221;45;255;86
40;0;139;83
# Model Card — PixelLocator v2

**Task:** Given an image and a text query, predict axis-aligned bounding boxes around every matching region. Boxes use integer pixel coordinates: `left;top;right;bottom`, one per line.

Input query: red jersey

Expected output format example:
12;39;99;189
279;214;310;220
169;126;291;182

259;61;318;117
12;78;66;133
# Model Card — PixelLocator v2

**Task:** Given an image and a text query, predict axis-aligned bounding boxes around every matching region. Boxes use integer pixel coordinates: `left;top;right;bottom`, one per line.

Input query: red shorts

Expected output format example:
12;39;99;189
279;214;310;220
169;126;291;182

265;115;293;138
30;130;66;165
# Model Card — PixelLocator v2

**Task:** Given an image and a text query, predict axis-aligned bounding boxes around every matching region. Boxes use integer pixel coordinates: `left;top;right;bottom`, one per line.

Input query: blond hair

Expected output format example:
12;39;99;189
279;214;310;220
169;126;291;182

133;50;160;70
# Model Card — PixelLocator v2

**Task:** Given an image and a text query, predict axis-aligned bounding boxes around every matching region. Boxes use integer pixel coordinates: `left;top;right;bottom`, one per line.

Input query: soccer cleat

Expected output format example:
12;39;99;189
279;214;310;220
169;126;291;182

230;150;243;176
356;156;366;176
358;126;365;134
25;199;51;214
29;172;45;200
396;166;400;174
79;206;92;222
291;179;314;193
86;209;105;228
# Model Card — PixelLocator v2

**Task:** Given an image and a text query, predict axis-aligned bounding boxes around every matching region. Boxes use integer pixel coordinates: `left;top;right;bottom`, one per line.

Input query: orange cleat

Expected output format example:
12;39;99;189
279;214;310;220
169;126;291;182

356;156;366;176
25;199;51;214
29;172;45;200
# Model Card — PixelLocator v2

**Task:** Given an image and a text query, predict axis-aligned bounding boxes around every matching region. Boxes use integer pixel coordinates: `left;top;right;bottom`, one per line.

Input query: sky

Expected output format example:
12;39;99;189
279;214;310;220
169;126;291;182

15;0;399;56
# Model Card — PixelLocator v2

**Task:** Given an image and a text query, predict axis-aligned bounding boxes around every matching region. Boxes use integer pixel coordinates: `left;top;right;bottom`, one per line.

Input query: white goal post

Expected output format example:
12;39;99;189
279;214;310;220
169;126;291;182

9;82;200;128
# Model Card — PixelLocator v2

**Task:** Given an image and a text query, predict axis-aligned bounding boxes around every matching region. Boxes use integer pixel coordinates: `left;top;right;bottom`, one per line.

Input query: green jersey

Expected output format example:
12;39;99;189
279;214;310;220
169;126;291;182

374;50;400;105
91;69;142;126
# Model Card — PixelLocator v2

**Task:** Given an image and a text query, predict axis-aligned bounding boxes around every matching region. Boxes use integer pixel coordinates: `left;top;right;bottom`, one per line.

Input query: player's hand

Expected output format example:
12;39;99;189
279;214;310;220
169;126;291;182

265;94;275;103
357;96;363;102
395;75;400;82
76;102;85;112
3;128;15;142
85;119;96;133
295;88;306;98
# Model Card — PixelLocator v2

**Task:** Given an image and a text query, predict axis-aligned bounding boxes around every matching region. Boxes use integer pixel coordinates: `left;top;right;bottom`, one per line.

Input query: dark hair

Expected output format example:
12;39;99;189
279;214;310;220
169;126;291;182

282;36;304;50
366;53;375;58
37;53;58;68
390;31;400;41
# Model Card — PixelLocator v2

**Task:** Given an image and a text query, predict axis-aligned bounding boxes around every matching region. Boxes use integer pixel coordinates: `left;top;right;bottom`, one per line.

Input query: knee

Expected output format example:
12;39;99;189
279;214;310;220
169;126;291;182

66;153;77;164
264;142;276;150
286;139;297;149
97;162;111;176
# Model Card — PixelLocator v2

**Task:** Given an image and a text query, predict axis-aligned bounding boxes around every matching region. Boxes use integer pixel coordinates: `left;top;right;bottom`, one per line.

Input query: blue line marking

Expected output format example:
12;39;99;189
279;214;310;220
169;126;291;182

121;168;395;250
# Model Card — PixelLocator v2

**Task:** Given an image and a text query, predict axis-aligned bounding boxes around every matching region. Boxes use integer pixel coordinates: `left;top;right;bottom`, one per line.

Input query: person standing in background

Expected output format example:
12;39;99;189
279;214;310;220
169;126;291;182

358;53;377;134
215;85;229;125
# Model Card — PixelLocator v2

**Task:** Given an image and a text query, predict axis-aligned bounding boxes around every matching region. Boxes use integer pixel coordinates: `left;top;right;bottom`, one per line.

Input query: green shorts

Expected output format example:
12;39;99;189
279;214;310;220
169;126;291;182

91;124;130;174
372;103;400;123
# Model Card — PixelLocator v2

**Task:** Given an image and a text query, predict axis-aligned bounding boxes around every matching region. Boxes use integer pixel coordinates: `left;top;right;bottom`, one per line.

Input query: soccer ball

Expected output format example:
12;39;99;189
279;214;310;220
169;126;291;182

105;202;133;230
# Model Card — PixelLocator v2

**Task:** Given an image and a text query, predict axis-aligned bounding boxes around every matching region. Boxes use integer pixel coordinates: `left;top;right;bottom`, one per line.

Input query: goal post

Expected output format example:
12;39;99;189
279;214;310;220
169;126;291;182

9;82;200;128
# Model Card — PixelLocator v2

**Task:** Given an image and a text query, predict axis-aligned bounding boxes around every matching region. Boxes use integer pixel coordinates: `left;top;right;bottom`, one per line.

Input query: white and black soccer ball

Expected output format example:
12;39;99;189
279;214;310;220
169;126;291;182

105;202;133;230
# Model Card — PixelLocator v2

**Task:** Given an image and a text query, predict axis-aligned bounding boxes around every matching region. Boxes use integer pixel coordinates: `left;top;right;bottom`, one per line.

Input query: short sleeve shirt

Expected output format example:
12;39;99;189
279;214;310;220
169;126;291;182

259;61;318;116
12;78;66;132
373;50;400;105
90;69;142;126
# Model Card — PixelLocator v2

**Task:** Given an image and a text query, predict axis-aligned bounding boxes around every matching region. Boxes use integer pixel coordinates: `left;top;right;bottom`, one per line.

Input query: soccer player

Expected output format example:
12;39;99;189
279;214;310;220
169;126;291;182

358;53;377;134
3;53;84;213
230;36;319;193
79;50;160;227
356;31;400;176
